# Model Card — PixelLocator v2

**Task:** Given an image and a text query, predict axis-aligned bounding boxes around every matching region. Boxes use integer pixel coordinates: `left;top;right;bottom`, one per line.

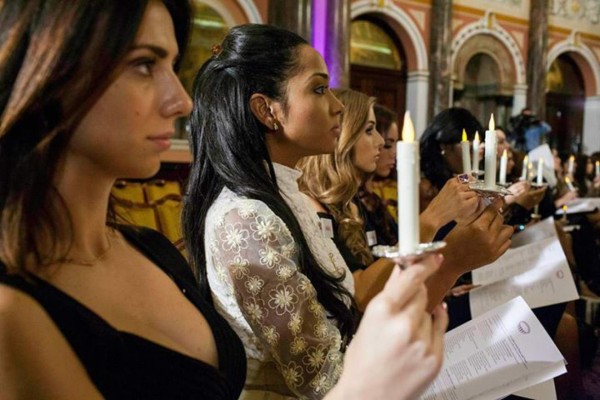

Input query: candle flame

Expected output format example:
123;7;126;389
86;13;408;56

462;129;467;142
569;155;575;161
488;114;495;131
565;176;571;184
563;205;568;212
474;131;480;142
402;111;415;143
502;149;507;158
596;161;600;166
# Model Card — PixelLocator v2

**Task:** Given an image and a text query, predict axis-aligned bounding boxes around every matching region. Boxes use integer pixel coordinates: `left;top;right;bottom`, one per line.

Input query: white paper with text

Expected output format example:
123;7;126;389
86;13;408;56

421;297;566;400
469;237;578;316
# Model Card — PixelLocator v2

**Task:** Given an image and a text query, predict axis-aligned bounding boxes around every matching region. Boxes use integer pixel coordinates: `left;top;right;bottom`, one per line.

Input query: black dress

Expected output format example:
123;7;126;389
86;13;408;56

0;226;246;399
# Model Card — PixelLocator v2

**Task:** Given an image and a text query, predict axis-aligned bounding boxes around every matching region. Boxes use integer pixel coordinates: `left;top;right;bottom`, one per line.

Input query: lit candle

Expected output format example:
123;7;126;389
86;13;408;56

484;114;497;188
565;176;576;192
536;158;544;185
562;205;568;221
472;131;480;173
595;161;600;176
568;155;575;175
520;155;529;180
499;149;508;184
460;129;471;174
528;162;534;182
397;111;419;254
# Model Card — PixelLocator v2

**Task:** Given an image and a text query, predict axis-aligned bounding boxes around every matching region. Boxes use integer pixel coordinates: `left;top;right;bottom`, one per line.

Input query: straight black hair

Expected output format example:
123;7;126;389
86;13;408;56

183;24;358;344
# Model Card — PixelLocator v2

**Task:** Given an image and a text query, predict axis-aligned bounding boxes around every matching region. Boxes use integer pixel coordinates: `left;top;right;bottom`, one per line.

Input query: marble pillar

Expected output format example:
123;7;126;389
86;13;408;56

268;0;312;41
311;0;350;88
407;71;430;138
526;0;549;119
427;0;452;121
512;84;528;116
583;96;600;153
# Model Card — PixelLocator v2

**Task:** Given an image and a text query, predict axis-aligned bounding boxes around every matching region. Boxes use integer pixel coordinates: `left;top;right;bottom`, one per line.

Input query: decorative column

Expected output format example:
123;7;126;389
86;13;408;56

583;96;600;153
512;83;528;115
407;71;430;138
526;1;549;119
268;0;312;41
428;0;453;121
312;0;351;88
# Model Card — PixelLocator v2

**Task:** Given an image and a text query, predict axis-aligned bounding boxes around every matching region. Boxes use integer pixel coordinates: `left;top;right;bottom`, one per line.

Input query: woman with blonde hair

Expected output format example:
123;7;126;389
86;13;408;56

299;90;513;312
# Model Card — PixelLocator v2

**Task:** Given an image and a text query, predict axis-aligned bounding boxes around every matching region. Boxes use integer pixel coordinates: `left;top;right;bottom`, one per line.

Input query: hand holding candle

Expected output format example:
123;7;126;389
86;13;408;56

499;149;507;185
484;114;497;188
460;129;471;174
520;155;529;180
397;111;420;254
568;155;575;176
565;176;576;192
536;158;544;185
472;131;480;174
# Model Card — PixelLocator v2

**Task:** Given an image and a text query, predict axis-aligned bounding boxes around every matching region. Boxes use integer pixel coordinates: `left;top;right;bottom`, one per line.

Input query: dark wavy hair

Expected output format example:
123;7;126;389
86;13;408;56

420;107;483;190
183;24;358;344
0;0;191;273
374;104;397;140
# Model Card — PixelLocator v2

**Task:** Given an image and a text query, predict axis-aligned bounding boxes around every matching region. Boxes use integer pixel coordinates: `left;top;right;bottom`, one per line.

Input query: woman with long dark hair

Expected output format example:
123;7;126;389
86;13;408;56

0;1;250;398
184;24;447;399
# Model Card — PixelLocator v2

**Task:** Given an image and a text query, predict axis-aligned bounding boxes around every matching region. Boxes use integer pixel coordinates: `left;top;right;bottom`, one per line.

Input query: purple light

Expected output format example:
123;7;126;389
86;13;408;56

311;0;327;64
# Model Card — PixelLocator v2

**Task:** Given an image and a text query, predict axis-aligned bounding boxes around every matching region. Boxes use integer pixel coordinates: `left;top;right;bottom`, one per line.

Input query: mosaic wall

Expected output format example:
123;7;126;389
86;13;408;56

550;0;600;24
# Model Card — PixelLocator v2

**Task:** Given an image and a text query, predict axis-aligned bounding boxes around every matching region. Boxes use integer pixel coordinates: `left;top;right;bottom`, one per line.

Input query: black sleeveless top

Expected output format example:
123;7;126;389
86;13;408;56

0;226;246;399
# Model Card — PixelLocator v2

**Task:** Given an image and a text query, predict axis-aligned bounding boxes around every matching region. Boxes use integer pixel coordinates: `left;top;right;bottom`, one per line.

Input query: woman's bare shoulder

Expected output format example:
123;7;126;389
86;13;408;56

0;283;103;399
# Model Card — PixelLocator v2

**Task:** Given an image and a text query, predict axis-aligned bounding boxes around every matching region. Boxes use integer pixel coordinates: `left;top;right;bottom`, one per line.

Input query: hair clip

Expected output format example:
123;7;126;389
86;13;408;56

211;44;222;56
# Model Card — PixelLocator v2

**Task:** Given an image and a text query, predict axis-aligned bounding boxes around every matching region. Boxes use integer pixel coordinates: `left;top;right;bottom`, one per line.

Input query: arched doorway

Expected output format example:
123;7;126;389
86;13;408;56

545;54;585;154
454;53;513;127
349;18;407;121
452;34;517;129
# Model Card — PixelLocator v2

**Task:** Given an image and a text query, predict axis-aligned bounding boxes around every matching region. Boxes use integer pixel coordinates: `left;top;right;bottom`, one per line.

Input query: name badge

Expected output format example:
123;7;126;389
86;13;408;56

320;218;334;238
366;230;377;246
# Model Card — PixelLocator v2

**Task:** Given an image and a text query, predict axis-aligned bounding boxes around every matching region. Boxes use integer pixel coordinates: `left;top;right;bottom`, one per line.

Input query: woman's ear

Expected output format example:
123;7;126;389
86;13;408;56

249;93;279;131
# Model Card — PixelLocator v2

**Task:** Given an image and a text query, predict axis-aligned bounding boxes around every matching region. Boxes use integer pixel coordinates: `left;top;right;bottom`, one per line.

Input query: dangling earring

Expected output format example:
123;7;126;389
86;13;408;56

273;122;279;131
441;149;446;155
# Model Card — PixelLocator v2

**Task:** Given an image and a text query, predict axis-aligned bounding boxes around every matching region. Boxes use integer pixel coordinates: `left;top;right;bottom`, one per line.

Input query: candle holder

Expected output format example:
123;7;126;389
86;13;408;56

470;169;484;179
372;241;446;267
468;180;512;198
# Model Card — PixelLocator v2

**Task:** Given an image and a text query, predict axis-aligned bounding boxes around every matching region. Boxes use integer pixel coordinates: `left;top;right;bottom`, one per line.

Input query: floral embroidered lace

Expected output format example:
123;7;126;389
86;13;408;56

204;163;354;399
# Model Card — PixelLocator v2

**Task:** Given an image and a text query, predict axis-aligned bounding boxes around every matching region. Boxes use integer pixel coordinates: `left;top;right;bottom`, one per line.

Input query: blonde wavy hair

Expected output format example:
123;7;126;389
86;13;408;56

298;88;376;265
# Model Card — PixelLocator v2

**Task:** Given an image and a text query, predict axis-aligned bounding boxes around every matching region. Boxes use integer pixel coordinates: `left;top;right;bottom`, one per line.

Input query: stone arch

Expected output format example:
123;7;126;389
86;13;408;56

451;13;525;86
194;0;262;25
547;34;599;96
453;35;516;96
351;0;427;72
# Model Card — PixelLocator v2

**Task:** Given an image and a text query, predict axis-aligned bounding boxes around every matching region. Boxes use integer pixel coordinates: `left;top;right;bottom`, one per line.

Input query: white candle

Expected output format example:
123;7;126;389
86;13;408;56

499;149;508;184
484;114;497;188
460;129;471;174
472;131;480;173
528;162;534;182
568;155;575;175
536;158;544;185
565;176;575;191
595;161;599;176
397;111;420;254
520;155;529;180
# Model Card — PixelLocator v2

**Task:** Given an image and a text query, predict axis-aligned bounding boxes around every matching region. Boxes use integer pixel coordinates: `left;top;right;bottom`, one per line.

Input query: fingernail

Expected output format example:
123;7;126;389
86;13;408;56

442;301;448;310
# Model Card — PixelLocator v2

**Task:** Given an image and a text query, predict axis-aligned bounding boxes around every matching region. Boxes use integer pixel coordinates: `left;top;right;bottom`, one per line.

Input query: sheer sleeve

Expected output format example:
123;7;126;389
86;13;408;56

208;201;344;399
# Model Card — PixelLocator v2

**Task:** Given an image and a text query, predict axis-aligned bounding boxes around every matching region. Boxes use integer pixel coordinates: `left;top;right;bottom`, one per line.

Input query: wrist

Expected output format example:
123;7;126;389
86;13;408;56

420;210;441;241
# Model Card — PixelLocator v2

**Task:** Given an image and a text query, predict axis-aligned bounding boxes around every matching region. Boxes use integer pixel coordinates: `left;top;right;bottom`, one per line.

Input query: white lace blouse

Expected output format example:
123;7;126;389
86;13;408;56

204;163;354;399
